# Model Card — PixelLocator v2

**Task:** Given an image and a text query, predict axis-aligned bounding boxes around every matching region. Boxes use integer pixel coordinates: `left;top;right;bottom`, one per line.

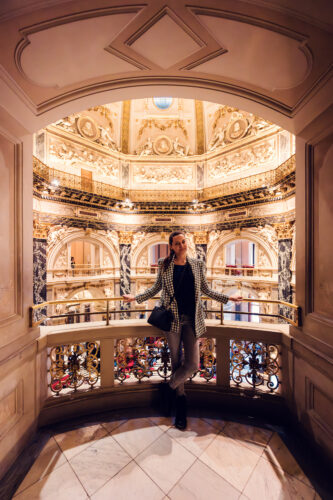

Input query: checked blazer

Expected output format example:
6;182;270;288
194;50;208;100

135;255;229;338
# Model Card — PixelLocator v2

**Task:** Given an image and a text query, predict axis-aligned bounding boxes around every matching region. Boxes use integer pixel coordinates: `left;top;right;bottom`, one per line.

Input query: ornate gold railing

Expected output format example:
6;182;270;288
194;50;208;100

39;319;285;401
33;154;295;203
33;156;123;200
48;266;116;278
30;296;301;328
201;154;295;200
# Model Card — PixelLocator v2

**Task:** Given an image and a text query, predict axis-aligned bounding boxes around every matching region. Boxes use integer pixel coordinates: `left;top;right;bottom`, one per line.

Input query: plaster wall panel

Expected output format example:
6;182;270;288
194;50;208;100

0;125;38;479
295;113;333;348
20;14;138;87
194;16;310;91
313;137;333;318
0;133;35;350
0;343;36;479
0;133;17;322
293;354;333;458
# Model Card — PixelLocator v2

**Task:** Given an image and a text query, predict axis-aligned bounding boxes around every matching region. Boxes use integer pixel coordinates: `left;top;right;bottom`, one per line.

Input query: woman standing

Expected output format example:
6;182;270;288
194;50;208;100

123;231;242;430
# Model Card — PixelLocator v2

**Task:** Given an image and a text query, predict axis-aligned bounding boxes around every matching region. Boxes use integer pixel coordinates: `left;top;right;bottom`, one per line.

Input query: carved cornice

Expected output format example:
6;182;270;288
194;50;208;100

34;212;295;234
118;231;133;244
33;155;295;212
194;231;208;244
274;222;294;240
33;220;50;239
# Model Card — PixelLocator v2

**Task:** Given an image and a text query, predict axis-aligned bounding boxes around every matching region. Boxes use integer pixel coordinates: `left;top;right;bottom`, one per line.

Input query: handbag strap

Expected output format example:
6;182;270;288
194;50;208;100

166;261;188;308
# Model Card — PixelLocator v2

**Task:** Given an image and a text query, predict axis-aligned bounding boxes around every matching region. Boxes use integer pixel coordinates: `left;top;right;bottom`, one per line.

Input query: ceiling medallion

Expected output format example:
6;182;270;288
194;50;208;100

153;135;173;155
77;116;99;141
225;117;249;142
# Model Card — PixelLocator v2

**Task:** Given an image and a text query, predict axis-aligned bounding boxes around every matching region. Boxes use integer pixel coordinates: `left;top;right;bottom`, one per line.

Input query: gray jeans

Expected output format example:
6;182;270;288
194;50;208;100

166;314;199;396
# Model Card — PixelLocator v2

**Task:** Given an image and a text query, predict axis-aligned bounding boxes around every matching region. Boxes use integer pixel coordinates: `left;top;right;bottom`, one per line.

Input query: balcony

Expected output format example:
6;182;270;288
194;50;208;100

31;297;299;426
47;265;117;282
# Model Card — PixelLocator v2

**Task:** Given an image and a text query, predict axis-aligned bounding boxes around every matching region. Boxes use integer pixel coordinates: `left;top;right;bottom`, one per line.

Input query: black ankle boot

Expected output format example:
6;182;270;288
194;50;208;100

175;395;187;430
159;382;176;417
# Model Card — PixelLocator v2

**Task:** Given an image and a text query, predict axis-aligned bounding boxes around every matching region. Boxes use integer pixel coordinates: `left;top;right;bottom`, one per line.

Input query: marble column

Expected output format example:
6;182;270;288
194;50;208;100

275;223;294;319
195;243;207;263
194;232;208;313
33;222;49;322
194;232;208;263
119;232;132;319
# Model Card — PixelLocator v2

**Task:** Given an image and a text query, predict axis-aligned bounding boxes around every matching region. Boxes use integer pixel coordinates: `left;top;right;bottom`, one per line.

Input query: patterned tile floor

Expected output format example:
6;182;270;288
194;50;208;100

1;410;329;500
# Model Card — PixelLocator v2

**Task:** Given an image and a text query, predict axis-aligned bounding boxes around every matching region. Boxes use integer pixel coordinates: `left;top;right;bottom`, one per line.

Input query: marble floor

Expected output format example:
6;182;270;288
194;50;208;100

2;413;327;500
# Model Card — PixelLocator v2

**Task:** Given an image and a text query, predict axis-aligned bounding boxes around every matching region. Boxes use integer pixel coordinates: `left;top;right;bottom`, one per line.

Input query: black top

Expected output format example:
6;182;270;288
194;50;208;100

173;263;195;319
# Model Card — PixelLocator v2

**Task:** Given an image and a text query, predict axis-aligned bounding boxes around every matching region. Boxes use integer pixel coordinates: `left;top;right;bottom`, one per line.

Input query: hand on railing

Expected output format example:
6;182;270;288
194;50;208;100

29;295;301;328
123;294;135;302
229;294;243;303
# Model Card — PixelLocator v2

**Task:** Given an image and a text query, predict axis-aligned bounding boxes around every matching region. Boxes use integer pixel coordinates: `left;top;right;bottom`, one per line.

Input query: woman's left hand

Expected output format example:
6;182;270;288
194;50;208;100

229;294;243;303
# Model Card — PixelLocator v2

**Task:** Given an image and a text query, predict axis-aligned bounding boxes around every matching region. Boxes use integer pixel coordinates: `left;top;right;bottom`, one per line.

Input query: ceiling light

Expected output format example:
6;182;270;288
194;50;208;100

51;179;59;186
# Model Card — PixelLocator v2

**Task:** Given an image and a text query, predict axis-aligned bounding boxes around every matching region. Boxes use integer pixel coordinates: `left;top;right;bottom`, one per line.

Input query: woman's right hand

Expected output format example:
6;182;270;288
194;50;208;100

123;294;135;302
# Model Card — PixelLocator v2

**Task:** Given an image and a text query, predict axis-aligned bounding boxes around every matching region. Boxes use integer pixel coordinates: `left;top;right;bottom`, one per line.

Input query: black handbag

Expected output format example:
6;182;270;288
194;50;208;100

147;305;174;331
147;263;187;332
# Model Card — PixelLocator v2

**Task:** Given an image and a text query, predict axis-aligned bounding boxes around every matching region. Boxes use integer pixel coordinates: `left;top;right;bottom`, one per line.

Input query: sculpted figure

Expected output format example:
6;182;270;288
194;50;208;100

140;137;153;156
98;126;118;150
209;127;225;151
173;137;190;156
55;115;76;132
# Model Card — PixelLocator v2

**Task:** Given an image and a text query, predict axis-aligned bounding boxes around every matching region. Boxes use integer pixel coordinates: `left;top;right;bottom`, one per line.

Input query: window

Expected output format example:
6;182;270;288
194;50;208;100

150;243;168;265
70;240;100;267
153;97;173;110
226;240;255;267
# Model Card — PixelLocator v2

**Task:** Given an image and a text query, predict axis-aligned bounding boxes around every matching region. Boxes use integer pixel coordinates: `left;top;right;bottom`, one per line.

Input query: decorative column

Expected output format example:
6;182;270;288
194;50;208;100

194;232;208;263
121;100;131;154
275;222;294;319
195;100;205;155
118;231;132;318
33;221;49;322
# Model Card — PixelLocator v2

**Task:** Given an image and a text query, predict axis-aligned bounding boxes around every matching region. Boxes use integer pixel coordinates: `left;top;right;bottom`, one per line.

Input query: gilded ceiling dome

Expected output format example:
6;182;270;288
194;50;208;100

34;98;294;204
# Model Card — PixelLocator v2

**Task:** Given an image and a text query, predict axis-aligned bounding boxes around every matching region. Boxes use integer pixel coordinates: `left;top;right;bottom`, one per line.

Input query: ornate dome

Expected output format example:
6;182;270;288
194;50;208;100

34;98;294;204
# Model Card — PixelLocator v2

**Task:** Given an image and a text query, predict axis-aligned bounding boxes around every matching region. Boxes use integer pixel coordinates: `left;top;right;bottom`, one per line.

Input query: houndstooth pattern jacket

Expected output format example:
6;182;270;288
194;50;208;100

135;255;229;338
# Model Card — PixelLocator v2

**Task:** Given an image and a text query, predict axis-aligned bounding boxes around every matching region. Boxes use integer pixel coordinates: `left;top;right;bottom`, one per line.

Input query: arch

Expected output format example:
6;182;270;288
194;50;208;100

48;229;119;269
21;85;294;135
207;230;278;270
131;233;169;268
66;286;106;301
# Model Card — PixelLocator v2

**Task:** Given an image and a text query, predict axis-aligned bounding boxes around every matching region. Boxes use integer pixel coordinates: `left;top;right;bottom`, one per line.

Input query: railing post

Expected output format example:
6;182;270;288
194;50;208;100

297;305;302;327
216;336;230;389
29;307;33;328
100;338;115;388
220;303;224;325
106;300;110;325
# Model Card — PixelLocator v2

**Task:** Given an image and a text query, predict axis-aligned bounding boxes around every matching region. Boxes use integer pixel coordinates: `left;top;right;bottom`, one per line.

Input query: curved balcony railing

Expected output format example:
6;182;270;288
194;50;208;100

40;320;285;401
33;154;295;203
33;297;300;424
30;296;301;329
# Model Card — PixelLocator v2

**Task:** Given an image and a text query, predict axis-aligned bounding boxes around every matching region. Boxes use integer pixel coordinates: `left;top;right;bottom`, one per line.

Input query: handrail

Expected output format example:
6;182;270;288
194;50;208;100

30;296;301;328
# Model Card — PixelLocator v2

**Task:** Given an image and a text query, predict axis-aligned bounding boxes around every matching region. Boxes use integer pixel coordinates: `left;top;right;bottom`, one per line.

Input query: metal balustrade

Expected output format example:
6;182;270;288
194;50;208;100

33;298;294;415
44;327;283;398
30;296;301;329
48;266;116;279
